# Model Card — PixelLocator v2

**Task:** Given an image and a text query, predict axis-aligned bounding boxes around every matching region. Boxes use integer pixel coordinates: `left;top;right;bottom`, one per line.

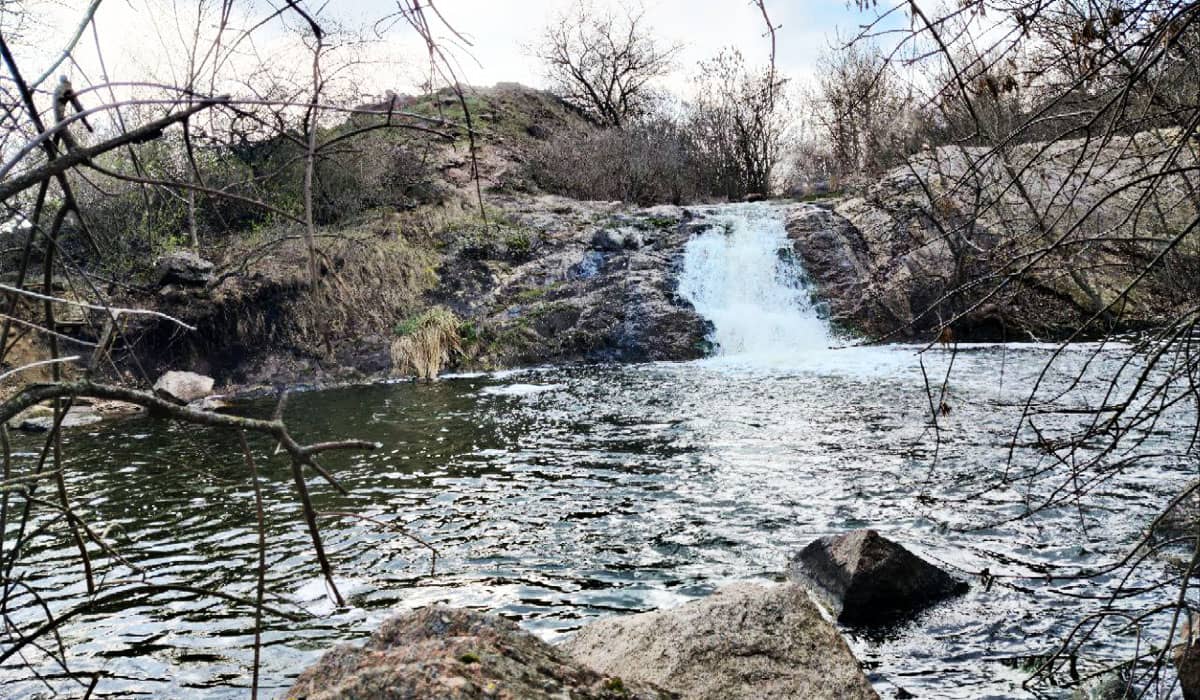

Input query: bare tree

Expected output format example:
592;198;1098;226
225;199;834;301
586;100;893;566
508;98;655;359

810;43;923;186
688;48;788;198
0;1;465;694
534;0;679;128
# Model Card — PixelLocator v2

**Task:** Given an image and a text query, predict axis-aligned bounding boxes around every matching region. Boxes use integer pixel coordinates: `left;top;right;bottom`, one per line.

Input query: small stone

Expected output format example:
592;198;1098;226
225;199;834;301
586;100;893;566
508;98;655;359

570;250;606;280
190;395;230;412
591;228;627;252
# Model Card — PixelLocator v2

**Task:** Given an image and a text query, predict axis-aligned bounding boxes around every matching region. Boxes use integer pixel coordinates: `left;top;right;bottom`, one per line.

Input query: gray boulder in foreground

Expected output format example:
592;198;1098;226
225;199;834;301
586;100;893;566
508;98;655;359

791;529;967;625
286;606;674;700
563;583;879;700
153;370;214;404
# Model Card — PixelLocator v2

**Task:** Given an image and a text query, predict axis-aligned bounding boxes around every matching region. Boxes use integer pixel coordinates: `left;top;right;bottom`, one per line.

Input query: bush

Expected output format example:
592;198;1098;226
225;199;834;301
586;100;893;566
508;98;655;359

528;118;718;205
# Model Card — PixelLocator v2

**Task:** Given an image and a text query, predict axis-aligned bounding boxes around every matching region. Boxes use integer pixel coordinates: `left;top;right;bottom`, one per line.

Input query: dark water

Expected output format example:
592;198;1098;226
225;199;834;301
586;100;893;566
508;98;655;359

2;343;1195;698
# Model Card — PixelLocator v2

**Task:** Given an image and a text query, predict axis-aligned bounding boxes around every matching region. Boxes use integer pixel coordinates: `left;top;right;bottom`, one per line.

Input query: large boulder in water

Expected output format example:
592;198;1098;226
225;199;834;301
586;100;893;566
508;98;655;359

563;582;879;700
790;529;967;625
153;370;214;404
287;606;674;699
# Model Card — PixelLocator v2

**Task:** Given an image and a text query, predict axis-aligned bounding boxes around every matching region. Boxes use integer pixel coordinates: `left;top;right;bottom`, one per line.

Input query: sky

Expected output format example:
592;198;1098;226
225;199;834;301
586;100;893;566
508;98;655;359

10;0;903;103
342;0;895;92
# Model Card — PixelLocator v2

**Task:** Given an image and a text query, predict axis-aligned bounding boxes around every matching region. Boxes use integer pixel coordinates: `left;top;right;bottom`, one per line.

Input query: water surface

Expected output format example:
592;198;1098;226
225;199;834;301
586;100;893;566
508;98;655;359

2;205;1193;698
3;344;1192;698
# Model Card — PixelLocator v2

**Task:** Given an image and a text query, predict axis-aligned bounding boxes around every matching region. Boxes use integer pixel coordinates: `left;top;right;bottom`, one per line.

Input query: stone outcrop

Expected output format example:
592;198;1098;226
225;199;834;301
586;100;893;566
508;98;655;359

286;606;674;700
786;139;1197;341
790;529;967;625
112;195;714;390
8;399;144;432
432;196;712;368
563;582;879;700
12;404;102;431
153;370;215;404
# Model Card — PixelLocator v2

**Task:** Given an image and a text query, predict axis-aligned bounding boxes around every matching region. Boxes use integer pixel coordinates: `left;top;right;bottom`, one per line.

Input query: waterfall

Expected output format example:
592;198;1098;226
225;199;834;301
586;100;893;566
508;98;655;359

678;206;831;358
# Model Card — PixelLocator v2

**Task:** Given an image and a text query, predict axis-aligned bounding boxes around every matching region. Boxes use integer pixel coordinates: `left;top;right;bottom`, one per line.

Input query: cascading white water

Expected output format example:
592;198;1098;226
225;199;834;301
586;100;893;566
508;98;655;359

677;205;831;359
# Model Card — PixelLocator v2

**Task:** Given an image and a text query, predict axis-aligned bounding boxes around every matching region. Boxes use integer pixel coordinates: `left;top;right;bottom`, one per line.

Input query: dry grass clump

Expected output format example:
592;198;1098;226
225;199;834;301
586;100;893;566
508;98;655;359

389;306;464;380
214;216;441;354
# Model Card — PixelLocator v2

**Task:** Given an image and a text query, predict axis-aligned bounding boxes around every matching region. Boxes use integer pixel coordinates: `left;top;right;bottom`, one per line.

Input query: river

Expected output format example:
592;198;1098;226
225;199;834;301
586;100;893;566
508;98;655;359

2;206;1194;698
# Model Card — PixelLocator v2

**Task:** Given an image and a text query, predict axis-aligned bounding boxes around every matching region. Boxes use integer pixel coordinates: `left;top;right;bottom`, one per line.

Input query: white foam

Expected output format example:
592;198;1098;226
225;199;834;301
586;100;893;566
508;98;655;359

480;383;565;397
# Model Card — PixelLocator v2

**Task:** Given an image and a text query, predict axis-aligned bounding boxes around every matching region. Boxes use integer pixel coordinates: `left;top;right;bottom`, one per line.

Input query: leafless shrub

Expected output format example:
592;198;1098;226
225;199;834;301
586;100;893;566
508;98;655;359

527;117;712;205
797;43;928;191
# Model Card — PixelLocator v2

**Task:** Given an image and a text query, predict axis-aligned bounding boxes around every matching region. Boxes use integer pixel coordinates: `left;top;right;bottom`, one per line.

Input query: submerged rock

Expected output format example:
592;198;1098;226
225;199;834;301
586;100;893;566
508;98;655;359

12;404;103;431
563;582;879;700
90;399;145;417
287;606;674;699
790;529;967;625
153;370;215;404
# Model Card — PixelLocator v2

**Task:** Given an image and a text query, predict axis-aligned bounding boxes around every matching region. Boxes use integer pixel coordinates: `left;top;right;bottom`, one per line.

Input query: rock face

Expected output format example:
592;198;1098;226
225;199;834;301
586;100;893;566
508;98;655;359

786;139;1196;341
153;370;215;404
154;250;214;287
790;529;967;625
287;606;674;700
432;196;713;368
563;583;879;700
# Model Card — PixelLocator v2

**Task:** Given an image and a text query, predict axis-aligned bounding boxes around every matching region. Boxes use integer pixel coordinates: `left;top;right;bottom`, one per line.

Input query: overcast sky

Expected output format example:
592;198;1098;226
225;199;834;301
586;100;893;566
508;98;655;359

368;0;891;90
12;1;900;101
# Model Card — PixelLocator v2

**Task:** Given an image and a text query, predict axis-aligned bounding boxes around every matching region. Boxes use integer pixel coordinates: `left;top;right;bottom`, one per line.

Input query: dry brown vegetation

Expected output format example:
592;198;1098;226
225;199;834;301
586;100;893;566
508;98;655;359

389;306;465;380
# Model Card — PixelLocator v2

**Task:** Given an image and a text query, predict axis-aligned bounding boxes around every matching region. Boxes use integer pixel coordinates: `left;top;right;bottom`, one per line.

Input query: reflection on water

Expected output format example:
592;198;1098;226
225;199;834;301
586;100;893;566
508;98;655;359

1;343;1192;698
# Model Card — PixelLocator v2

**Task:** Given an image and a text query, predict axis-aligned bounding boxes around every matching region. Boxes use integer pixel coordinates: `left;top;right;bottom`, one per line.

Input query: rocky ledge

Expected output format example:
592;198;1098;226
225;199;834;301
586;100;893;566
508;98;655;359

429;195;715;368
786;140;1197;341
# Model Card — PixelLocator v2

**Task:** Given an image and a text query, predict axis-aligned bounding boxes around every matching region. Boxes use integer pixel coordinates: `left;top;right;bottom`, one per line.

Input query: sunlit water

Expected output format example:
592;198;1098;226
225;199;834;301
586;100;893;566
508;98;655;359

2;207;1195;698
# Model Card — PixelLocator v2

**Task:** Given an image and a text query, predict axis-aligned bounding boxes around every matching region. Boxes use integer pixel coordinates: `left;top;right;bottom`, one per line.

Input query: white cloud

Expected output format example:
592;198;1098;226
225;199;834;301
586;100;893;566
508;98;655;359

10;0;899;104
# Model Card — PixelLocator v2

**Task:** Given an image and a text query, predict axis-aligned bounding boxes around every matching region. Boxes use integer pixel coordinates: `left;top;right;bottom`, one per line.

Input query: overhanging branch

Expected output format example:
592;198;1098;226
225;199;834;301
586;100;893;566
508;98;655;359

0;96;230;203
